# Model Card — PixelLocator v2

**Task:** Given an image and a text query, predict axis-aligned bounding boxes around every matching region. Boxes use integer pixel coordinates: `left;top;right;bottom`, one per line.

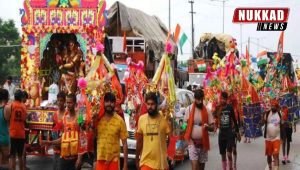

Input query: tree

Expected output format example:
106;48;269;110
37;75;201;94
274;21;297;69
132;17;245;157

0;18;21;84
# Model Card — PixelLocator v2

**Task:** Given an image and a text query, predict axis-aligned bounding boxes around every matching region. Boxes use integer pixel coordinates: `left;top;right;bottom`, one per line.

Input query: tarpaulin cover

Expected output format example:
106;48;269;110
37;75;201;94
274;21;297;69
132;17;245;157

243;103;263;138
107;1;178;59
279;93;299;119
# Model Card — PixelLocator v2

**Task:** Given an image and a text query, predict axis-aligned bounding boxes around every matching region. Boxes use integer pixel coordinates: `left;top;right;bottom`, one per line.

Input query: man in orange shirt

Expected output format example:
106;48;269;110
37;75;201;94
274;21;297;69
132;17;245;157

43;93;80;170
95;92;128;170
41;92;66;170
136;92;171;170
4;90;27;170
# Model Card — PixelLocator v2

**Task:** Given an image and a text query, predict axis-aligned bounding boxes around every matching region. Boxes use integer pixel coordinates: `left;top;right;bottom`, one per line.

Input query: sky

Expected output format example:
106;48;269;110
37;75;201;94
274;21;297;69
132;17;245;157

1;0;300;62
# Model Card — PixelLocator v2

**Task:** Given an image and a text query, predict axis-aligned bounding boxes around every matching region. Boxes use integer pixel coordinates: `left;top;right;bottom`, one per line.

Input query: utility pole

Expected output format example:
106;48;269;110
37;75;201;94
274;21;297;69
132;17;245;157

222;0;225;33
248;37;250;56
189;0;195;57
168;0;171;31
211;0;228;33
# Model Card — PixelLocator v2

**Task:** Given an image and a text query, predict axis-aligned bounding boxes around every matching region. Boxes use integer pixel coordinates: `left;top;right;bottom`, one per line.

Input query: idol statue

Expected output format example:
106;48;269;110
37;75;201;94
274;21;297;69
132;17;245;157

59;40;83;94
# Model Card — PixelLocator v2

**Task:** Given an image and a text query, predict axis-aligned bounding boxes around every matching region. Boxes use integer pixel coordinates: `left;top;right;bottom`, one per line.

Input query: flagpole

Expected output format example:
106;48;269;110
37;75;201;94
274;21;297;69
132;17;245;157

248;37;250;57
240;24;242;55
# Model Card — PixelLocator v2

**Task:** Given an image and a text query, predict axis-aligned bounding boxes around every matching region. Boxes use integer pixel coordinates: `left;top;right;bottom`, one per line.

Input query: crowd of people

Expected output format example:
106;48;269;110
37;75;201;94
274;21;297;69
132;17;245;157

0;88;28;170
0;74;173;170
0;74;297;170
183;89;298;170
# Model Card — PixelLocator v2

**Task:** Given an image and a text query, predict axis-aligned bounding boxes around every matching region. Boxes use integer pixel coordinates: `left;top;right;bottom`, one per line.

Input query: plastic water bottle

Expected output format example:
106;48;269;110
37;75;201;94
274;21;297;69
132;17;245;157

79;131;87;154
77;93;86;125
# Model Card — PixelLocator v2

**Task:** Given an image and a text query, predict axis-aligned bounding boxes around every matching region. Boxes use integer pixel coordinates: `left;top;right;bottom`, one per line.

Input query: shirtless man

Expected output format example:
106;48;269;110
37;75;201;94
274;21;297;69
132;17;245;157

184;89;215;170
264;99;281;170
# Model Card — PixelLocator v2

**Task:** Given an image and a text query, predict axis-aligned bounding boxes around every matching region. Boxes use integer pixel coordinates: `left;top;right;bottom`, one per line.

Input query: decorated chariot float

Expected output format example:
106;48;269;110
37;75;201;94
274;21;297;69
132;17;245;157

20;0;122;156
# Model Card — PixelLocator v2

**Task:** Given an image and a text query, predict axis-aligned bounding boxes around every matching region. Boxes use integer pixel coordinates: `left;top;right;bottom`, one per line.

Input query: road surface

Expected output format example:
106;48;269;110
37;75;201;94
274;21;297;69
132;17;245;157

25;125;300;170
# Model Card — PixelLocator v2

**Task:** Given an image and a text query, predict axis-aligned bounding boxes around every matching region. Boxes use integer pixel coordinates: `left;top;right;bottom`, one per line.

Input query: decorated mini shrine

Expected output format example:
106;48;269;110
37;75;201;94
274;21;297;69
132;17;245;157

20;0;108;107
20;0;126;156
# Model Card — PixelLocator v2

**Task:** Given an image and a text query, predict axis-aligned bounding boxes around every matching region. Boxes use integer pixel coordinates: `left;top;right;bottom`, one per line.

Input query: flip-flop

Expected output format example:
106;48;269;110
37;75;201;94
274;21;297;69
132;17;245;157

282;160;286;165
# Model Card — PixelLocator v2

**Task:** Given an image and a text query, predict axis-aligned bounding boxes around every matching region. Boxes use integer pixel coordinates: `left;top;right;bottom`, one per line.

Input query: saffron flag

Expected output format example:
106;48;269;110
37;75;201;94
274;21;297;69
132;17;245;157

173;24;181;43
166;30;171;43
276;31;284;62
246;45;250;66
179;33;188;55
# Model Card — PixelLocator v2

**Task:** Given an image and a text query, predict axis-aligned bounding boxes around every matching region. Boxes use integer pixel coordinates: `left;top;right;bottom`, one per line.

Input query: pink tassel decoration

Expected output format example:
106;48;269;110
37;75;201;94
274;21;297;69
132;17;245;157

165;41;173;54
205;66;212;80
126;57;132;65
78;77;87;89
96;42;104;54
137;61;144;70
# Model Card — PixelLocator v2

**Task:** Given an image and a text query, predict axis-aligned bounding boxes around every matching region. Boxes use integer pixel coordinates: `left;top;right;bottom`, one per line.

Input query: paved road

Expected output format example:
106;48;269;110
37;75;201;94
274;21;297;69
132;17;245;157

176;125;300;170
26;156;137;170
26;125;300;170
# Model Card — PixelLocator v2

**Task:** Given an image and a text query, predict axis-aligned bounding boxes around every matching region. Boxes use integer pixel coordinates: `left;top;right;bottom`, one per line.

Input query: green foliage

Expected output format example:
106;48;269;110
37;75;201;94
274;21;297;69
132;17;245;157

0;18;21;84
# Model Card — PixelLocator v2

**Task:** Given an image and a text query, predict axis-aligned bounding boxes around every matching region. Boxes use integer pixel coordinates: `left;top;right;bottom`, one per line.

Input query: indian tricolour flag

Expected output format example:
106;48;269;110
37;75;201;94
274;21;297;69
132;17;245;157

197;60;206;72
173;24;188;55
257;51;269;67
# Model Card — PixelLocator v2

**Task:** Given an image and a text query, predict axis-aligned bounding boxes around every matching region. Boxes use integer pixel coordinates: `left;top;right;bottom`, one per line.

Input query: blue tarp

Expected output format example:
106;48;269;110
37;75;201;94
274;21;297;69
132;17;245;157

279;93;300;119
243;103;263;138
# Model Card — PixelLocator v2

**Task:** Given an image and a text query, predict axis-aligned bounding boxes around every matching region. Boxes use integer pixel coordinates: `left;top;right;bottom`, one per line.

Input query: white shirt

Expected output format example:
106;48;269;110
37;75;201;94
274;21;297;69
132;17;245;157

3;82;16;101
184;104;214;140
48;83;59;104
266;111;281;141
